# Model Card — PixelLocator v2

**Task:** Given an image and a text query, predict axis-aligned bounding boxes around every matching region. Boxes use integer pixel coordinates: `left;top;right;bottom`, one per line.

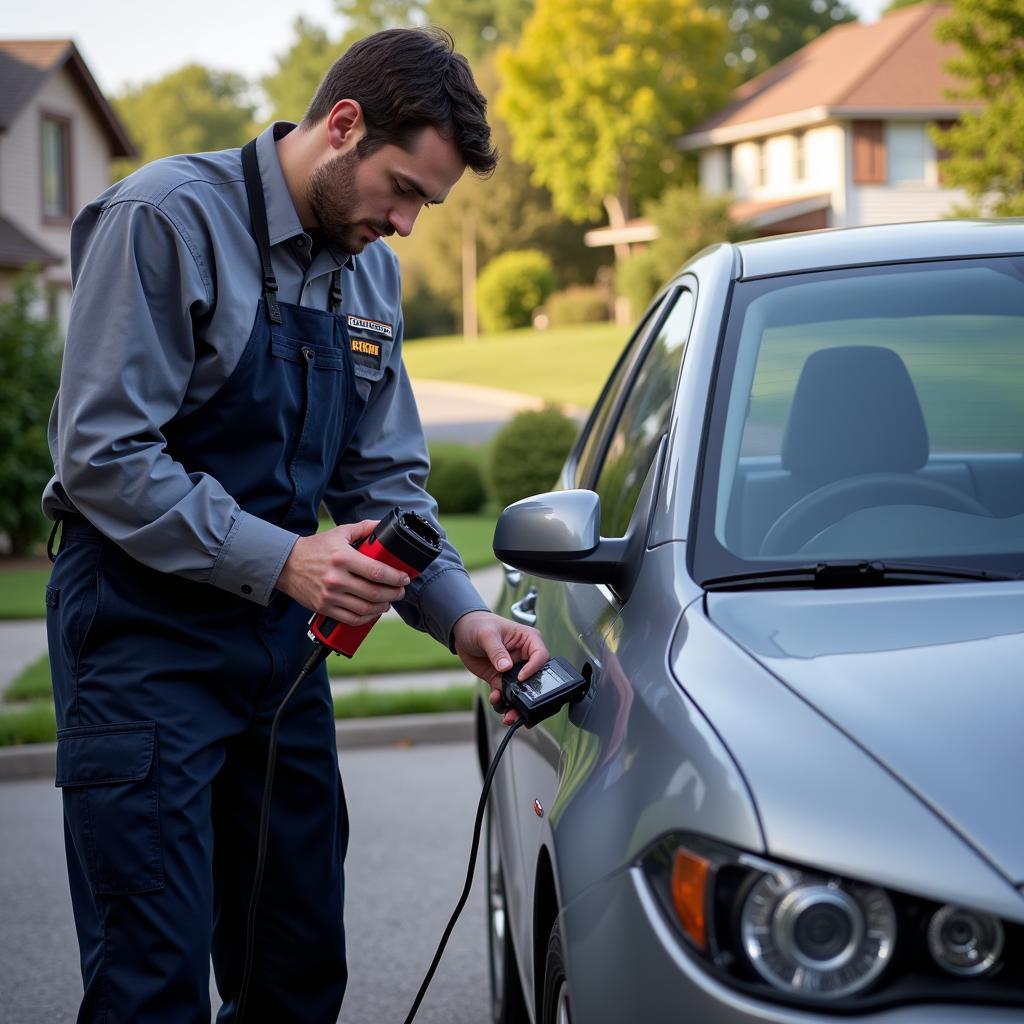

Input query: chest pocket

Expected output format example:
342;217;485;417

347;327;394;401
271;334;348;370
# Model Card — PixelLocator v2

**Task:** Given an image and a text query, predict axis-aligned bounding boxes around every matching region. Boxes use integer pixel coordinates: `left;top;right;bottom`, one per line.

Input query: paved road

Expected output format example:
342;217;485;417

0;741;491;1024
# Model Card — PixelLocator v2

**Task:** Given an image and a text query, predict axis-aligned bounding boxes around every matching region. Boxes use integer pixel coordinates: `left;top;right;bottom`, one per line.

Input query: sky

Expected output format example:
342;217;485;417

4;0;889;96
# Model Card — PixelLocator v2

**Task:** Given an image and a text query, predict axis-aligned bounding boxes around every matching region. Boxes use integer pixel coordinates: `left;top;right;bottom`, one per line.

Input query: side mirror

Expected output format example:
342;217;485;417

492;489;627;586
492;437;667;599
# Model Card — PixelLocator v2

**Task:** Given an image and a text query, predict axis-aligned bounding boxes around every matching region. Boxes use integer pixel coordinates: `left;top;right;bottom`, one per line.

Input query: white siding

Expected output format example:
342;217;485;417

851;185;971;225
701;148;729;195
0;63;115;333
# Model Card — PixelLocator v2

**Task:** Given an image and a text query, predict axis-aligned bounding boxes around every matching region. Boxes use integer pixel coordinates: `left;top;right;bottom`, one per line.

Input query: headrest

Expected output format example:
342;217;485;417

781;345;928;484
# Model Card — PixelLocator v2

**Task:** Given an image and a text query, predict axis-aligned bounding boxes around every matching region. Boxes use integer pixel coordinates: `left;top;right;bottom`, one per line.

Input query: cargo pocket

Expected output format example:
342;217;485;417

55;721;164;895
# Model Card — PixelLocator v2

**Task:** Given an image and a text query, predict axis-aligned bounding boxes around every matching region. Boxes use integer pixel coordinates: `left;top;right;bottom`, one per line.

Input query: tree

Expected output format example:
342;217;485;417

616;185;752;313
263;18;345;123
0;276;62;557
113;65;256;177
497;0;734;236
930;0;1024;216
883;0;924;12
427;0;534;62
724;0;858;80
334;0;426;40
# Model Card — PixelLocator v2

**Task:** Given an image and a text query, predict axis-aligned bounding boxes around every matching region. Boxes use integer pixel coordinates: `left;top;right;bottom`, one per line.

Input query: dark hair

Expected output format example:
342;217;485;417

302;27;497;176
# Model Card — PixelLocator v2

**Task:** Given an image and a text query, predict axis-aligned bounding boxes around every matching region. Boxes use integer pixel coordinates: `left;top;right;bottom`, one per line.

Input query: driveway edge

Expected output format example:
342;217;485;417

0;711;475;782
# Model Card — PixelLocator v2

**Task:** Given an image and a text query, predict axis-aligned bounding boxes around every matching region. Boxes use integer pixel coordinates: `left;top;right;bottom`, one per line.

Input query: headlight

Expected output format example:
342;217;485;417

927;904;1004;977
641;834;1024;1010
739;868;895;998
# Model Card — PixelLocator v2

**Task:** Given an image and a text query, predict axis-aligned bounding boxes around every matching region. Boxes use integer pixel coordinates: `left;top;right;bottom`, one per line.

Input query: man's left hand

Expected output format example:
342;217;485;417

452;610;549;725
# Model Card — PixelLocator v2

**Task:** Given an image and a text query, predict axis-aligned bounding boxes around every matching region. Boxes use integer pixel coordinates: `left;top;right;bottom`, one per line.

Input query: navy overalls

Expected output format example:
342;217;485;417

47;139;362;1023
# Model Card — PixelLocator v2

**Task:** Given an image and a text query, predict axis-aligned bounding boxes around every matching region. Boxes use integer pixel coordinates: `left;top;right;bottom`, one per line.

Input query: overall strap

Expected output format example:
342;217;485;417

241;139;283;326
328;270;343;315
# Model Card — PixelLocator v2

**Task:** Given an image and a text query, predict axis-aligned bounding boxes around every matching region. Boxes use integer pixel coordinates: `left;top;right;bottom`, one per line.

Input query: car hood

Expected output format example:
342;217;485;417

706;581;1024;886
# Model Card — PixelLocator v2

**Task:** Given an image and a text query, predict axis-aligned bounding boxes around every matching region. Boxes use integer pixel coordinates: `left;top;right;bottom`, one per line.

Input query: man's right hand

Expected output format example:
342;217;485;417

275;520;409;624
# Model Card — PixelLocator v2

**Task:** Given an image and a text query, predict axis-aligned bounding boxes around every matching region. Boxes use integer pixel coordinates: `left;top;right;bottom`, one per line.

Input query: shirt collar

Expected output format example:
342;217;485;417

255;121;354;272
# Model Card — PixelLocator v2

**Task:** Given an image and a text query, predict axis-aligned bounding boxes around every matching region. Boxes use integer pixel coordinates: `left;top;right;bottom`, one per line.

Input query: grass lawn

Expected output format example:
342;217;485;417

333;684;473;719
404;322;625;410
5;617;464;703
0;567;50;621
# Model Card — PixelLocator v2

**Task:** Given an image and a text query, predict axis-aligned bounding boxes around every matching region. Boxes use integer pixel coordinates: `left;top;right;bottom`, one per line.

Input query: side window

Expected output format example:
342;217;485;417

594;289;695;537
574;295;669;488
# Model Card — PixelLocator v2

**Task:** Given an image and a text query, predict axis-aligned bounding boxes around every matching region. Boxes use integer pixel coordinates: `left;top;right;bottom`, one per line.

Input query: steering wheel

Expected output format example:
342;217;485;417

760;472;991;556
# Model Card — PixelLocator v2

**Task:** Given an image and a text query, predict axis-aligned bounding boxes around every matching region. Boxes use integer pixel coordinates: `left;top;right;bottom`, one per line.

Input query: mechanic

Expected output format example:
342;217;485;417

42;27;546;1023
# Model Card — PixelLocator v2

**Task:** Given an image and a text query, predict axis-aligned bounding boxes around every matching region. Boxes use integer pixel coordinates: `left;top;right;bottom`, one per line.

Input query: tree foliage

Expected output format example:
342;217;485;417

428;0;534;62
263;18;345;124
723;0;857;81
616;185;752;313
497;0;735;225
0;277;62;557
113;64;256;177
931;0;1024;216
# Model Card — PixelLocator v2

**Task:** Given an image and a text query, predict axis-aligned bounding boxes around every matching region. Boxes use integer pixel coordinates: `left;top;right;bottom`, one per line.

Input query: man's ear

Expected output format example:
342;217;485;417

324;99;366;152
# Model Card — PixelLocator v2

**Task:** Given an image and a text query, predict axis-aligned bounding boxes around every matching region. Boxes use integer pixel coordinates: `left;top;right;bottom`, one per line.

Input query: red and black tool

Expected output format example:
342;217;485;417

307;507;442;659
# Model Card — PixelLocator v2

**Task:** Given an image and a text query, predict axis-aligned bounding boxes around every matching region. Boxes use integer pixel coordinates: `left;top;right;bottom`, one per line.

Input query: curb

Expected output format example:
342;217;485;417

0;711;475;783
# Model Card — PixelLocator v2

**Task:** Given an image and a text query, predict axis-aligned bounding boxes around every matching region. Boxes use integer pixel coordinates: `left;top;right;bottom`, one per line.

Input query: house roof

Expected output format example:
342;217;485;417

0;39;136;158
0;213;62;270
680;4;974;148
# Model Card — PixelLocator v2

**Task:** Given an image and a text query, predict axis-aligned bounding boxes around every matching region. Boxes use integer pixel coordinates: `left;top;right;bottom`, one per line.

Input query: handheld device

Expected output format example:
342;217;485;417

308;507;442;658
494;656;590;726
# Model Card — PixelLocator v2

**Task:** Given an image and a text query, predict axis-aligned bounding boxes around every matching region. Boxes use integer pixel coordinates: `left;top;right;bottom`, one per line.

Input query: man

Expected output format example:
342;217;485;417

43;27;546;1023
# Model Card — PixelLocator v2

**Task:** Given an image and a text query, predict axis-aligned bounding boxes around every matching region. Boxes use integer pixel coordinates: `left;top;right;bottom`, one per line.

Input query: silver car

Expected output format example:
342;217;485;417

477;220;1024;1024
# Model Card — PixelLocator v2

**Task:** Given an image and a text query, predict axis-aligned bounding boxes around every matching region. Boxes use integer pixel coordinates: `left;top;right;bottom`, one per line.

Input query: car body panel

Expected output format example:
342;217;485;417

677;598;1024;922
705;582;1024;887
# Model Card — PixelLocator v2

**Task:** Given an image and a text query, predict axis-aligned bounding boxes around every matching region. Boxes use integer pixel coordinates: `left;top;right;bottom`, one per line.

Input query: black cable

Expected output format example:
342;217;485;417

402;717;525;1024
236;643;329;1023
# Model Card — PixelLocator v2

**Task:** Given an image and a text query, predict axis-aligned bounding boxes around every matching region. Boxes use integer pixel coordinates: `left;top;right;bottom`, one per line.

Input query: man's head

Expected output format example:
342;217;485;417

297;28;497;254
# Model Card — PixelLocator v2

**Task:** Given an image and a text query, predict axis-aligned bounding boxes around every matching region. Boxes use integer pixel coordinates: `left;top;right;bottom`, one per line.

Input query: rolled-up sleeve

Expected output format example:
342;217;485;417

52;199;296;603
323;308;487;647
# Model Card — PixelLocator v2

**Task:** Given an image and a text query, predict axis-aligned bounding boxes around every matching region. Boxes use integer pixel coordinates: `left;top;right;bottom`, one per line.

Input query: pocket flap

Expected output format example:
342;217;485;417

55;721;155;788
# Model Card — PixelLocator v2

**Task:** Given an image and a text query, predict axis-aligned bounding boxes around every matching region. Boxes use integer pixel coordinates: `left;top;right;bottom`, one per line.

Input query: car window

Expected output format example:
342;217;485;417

573;294;670;489
594;289;696;538
692;256;1024;580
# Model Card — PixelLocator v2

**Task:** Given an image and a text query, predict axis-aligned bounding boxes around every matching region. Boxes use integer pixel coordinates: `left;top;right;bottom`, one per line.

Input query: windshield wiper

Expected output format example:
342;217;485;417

702;560;1017;592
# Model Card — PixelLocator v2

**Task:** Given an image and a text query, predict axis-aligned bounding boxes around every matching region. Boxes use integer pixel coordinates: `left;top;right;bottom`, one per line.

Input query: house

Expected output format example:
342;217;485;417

586;3;977;251
0;40;135;331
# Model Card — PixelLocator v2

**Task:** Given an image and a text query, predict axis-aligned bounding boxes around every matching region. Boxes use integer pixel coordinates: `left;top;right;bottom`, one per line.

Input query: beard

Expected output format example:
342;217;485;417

307;148;391;254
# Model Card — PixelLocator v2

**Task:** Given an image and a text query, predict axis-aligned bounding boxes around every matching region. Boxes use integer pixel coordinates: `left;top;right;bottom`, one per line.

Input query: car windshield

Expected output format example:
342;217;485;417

693;255;1024;584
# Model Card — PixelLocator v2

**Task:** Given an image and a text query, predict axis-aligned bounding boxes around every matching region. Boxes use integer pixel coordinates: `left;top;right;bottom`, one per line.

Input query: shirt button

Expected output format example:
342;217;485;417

241;584;253;595
296;237;308;247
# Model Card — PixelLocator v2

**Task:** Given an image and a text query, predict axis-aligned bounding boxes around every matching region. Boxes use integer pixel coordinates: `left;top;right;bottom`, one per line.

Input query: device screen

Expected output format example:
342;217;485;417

518;660;573;699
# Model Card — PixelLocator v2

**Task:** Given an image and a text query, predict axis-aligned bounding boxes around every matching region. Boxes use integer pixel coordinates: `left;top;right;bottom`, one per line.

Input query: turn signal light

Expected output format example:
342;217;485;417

671;849;710;950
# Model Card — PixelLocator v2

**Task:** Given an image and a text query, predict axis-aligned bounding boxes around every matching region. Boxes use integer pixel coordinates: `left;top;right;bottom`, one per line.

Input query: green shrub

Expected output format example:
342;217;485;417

489;406;579;509
0;276;62;555
427;448;487;514
544;285;610;327
476;249;556;332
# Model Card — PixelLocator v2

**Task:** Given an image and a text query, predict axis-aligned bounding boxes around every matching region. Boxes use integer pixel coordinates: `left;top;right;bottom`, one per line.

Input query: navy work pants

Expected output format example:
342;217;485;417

48;521;349;1022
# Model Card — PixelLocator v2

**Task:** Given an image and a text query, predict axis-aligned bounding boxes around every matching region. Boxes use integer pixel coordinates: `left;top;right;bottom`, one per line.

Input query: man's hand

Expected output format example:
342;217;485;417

276;520;409;622
452;610;550;725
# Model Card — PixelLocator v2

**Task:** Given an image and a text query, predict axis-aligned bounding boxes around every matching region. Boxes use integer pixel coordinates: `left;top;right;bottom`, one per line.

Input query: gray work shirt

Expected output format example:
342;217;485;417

43;121;487;646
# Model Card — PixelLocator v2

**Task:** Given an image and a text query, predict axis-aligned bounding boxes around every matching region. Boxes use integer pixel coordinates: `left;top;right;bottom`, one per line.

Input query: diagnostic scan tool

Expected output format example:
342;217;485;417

496;656;589;726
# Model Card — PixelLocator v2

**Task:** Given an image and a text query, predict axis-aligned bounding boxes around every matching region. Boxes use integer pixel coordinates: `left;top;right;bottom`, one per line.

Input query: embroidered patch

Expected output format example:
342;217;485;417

349;335;383;372
347;315;393;339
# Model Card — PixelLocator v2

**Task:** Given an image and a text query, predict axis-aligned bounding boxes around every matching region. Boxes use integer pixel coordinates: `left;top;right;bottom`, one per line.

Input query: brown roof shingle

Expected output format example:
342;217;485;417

0;213;62;270
684;4;971;141
0;39;135;157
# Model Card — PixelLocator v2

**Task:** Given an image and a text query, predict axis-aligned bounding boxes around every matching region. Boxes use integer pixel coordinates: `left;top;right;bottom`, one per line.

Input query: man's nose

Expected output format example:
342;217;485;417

388;207;418;237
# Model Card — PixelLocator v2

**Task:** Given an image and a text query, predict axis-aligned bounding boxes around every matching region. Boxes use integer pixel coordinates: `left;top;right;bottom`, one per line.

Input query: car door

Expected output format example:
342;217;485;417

501;284;697;999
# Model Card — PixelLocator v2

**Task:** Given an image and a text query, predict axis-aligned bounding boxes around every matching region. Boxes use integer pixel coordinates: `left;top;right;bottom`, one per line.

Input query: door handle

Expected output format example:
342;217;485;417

510;589;537;626
501;562;522;589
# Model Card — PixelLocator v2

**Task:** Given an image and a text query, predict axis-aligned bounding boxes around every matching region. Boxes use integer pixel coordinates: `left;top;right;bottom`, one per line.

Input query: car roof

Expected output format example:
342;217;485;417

733;219;1024;280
